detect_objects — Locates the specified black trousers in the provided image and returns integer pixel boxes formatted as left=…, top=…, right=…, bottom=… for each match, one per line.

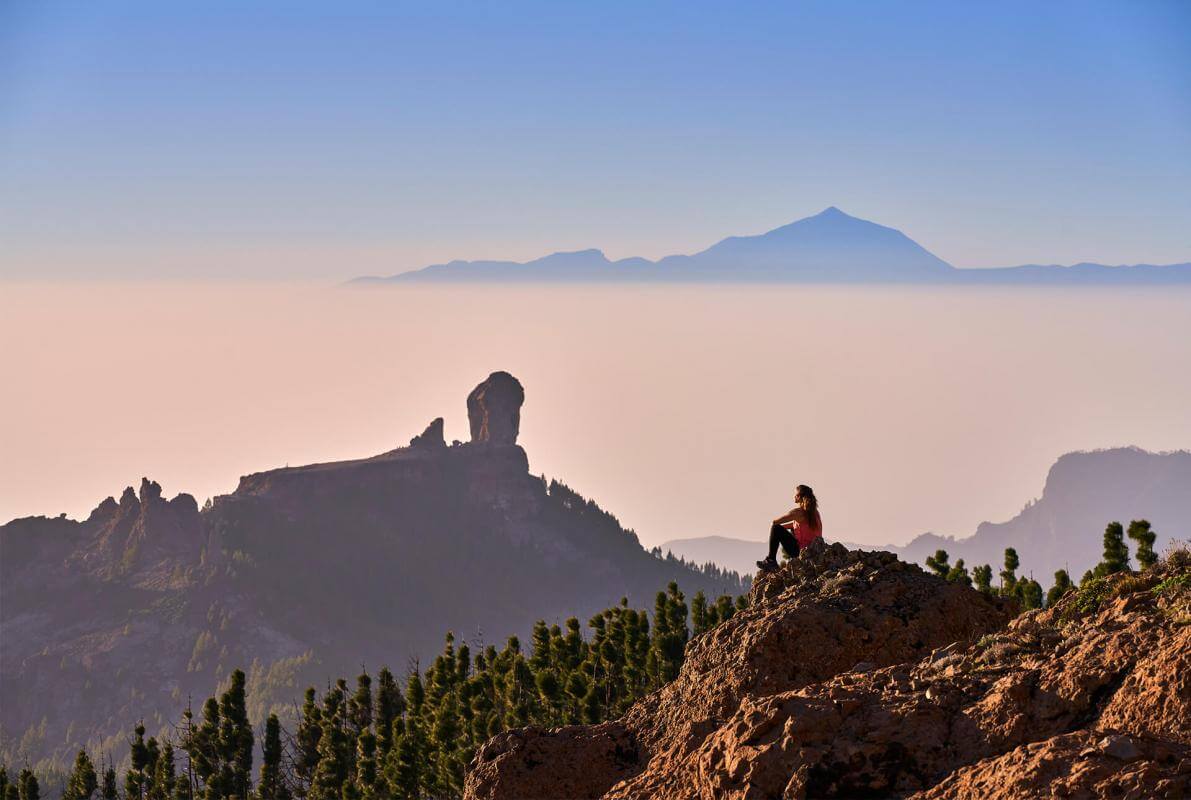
left=767, top=522, right=799, bottom=561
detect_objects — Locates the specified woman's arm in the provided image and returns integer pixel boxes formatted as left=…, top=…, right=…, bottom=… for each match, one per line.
left=773, top=507, right=805, bottom=526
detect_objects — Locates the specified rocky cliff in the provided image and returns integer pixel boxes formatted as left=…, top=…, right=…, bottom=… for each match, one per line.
left=465, top=543, right=1191, bottom=799
left=1, top=372, right=743, bottom=771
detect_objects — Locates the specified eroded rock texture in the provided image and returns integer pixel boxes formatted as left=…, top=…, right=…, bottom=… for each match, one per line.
left=467, top=371, right=524, bottom=445
left=466, top=542, right=1017, bottom=799
left=467, top=547, right=1191, bottom=799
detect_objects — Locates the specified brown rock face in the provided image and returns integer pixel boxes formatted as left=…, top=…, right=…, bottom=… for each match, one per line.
left=465, top=542, right=1016, bottom=800
left=467, top=548, right=1191, bottom=800
left=467, top=371, right=524, bottom=445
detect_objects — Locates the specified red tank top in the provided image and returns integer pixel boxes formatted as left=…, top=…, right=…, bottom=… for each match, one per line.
left=794, top=518, right=823, bottom=549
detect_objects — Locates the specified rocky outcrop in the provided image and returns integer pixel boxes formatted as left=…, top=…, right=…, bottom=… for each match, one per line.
left=466, top=548, right=1191, bottom=800
left=467, top=371, right=524, bottom=445
left=911, top=731, right=1189, bottom=800
left=466, top=543, right=1015, bottom=799
left=2, top=372, right=745, bottom=772
left=409, top=417, right=446, bottom=448
left=74, top=477, right=209, bottom=588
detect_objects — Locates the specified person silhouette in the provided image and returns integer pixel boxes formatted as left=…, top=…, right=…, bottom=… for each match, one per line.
left=756, top=484, right=822, bottom=572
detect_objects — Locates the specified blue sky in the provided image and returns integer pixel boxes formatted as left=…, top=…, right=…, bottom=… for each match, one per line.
left=2, top=0, right=1189, bottom=279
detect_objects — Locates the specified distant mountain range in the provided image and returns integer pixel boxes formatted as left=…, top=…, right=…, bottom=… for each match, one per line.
left=352, top=208, right=1191, bottom=284
left=662, top=447, right=1191, bottom=583
left=0, top=372, right=743, bottom=771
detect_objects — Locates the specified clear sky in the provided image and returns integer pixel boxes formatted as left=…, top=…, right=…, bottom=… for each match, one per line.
left=2, top=1, right=1190, bottom=280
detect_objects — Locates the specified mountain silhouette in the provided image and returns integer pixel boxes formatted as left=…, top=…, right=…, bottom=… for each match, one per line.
left=0, top=372, right=743, bottom=771
left=352, top=208, right=1191, bottom=284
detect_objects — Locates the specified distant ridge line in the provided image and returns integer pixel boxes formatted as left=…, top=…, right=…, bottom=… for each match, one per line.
left=349, top=207, right=1191, bottom=285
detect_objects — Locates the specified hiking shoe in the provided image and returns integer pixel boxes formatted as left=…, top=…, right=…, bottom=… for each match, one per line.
left=756, top=558, right=778, bottom=572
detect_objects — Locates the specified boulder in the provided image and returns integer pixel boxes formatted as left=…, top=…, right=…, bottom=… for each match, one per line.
left=467, top=372, right=524, bottom=445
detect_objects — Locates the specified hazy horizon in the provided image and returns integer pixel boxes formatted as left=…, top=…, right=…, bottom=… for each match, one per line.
left=4, top=281, right=1190, bottom=550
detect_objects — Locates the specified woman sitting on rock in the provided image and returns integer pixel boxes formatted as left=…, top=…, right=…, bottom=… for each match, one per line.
left=756, top=484, right=822, bottom=572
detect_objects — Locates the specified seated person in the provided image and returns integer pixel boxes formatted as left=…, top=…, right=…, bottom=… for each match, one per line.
left=756, top=484, right=822, bottom=572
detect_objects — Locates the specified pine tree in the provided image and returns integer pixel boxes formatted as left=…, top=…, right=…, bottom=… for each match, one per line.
left=63, top=751, right=99, bottom=800
left=217, top=669, right=253, bottom=800
left=188, top=697, right=222, bottom=799
left=945, top=559, right=972, bottom=587
left=389, top=717, right=425, bottom=800
left=353, top=730, right=378, bottom=800
left=925, top=549, right=950, bottom=577
left=972, top=564, right=993, bottom=594
left=259, top=714, right=286, bottom=800
left=691, top=591, right=709, bottom=635
left=528, top=621, right=552, bottom=673
left=309, top=685, right=350, bottom=800
left=126, top=723, right=151, bottom=800
left=431, top=692, right=464, bottom=797
left=1020, top=579, right=1044, bottom=610
left=374, top=668, right=405, bottom=764
left=148, top=742, right=176, bottom=800
left=1000, top=548, right=1020, bottom=595
left=1095, top=521, right=1131, bottom=577
left=15, top=770, right=37, bottom=800
left=1046, top=569, right=1073, bottom=607
left=348, top=672, right=373, bottom=740
left=1127, top=519, right=1157, bottom=570
left=101, top=763, right=118, bottom=800
left=293, top=688, right=322, bottom=796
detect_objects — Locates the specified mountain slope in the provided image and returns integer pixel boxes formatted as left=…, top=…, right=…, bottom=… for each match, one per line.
left=658, top=206, right=954, bottom=280
left=0, top=372, right=743, bottom=771
left=352, top=208, right=1191, bottom=284
left=662, top=447, right=1191, bottom=583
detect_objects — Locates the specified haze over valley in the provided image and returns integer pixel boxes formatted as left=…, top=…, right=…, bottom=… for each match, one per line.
left=4, top=281, right=1189, bottom=553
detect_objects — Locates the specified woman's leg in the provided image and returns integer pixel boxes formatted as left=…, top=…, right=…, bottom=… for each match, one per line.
left=767, top=522, right=800, bottom=561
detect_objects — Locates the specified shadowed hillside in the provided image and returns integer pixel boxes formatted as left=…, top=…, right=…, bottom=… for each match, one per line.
left=0, top=372, right=743, bottom=772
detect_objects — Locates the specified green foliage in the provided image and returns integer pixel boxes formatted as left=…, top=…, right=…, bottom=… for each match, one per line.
left=1127, top=520, right=1157, bottom=570
left=1000, top=548, right=1019, bottom=595
left=1153, top=573, right=1191, bottom=596
left=1094, top=521, right=1131, bottom=577
left=18, top=581, right=741, bottom=800
left=972, top=564, right=993, bottom=594
left=259, top=715, right=287, bottom=800
left=16, top=769, right=38, bottom=800
left=925, top=549, right=950, bottom=577
left=62, top=751, right=98, bottom=800
left=945, top=559, right=972, bottom=587
left=1046, top=569, right=1073, bottom=607
left=1018, top=579, right=1044, bottom=611
left=1063, top=575, right=1115, bottom=622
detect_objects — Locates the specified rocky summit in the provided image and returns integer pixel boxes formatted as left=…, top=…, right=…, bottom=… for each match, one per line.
left=465, top=543, right=1191, bottom=800
left=1, top=372, right=743, bottom=772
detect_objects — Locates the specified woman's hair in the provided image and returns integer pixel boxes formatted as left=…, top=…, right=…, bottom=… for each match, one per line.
left=796, top=484, right=821, bottom=531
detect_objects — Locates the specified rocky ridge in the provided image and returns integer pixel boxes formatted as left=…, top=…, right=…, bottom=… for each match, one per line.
left=465, top=544, right=1191, bottom=799
left=2, top=372, right=743, bottom=771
